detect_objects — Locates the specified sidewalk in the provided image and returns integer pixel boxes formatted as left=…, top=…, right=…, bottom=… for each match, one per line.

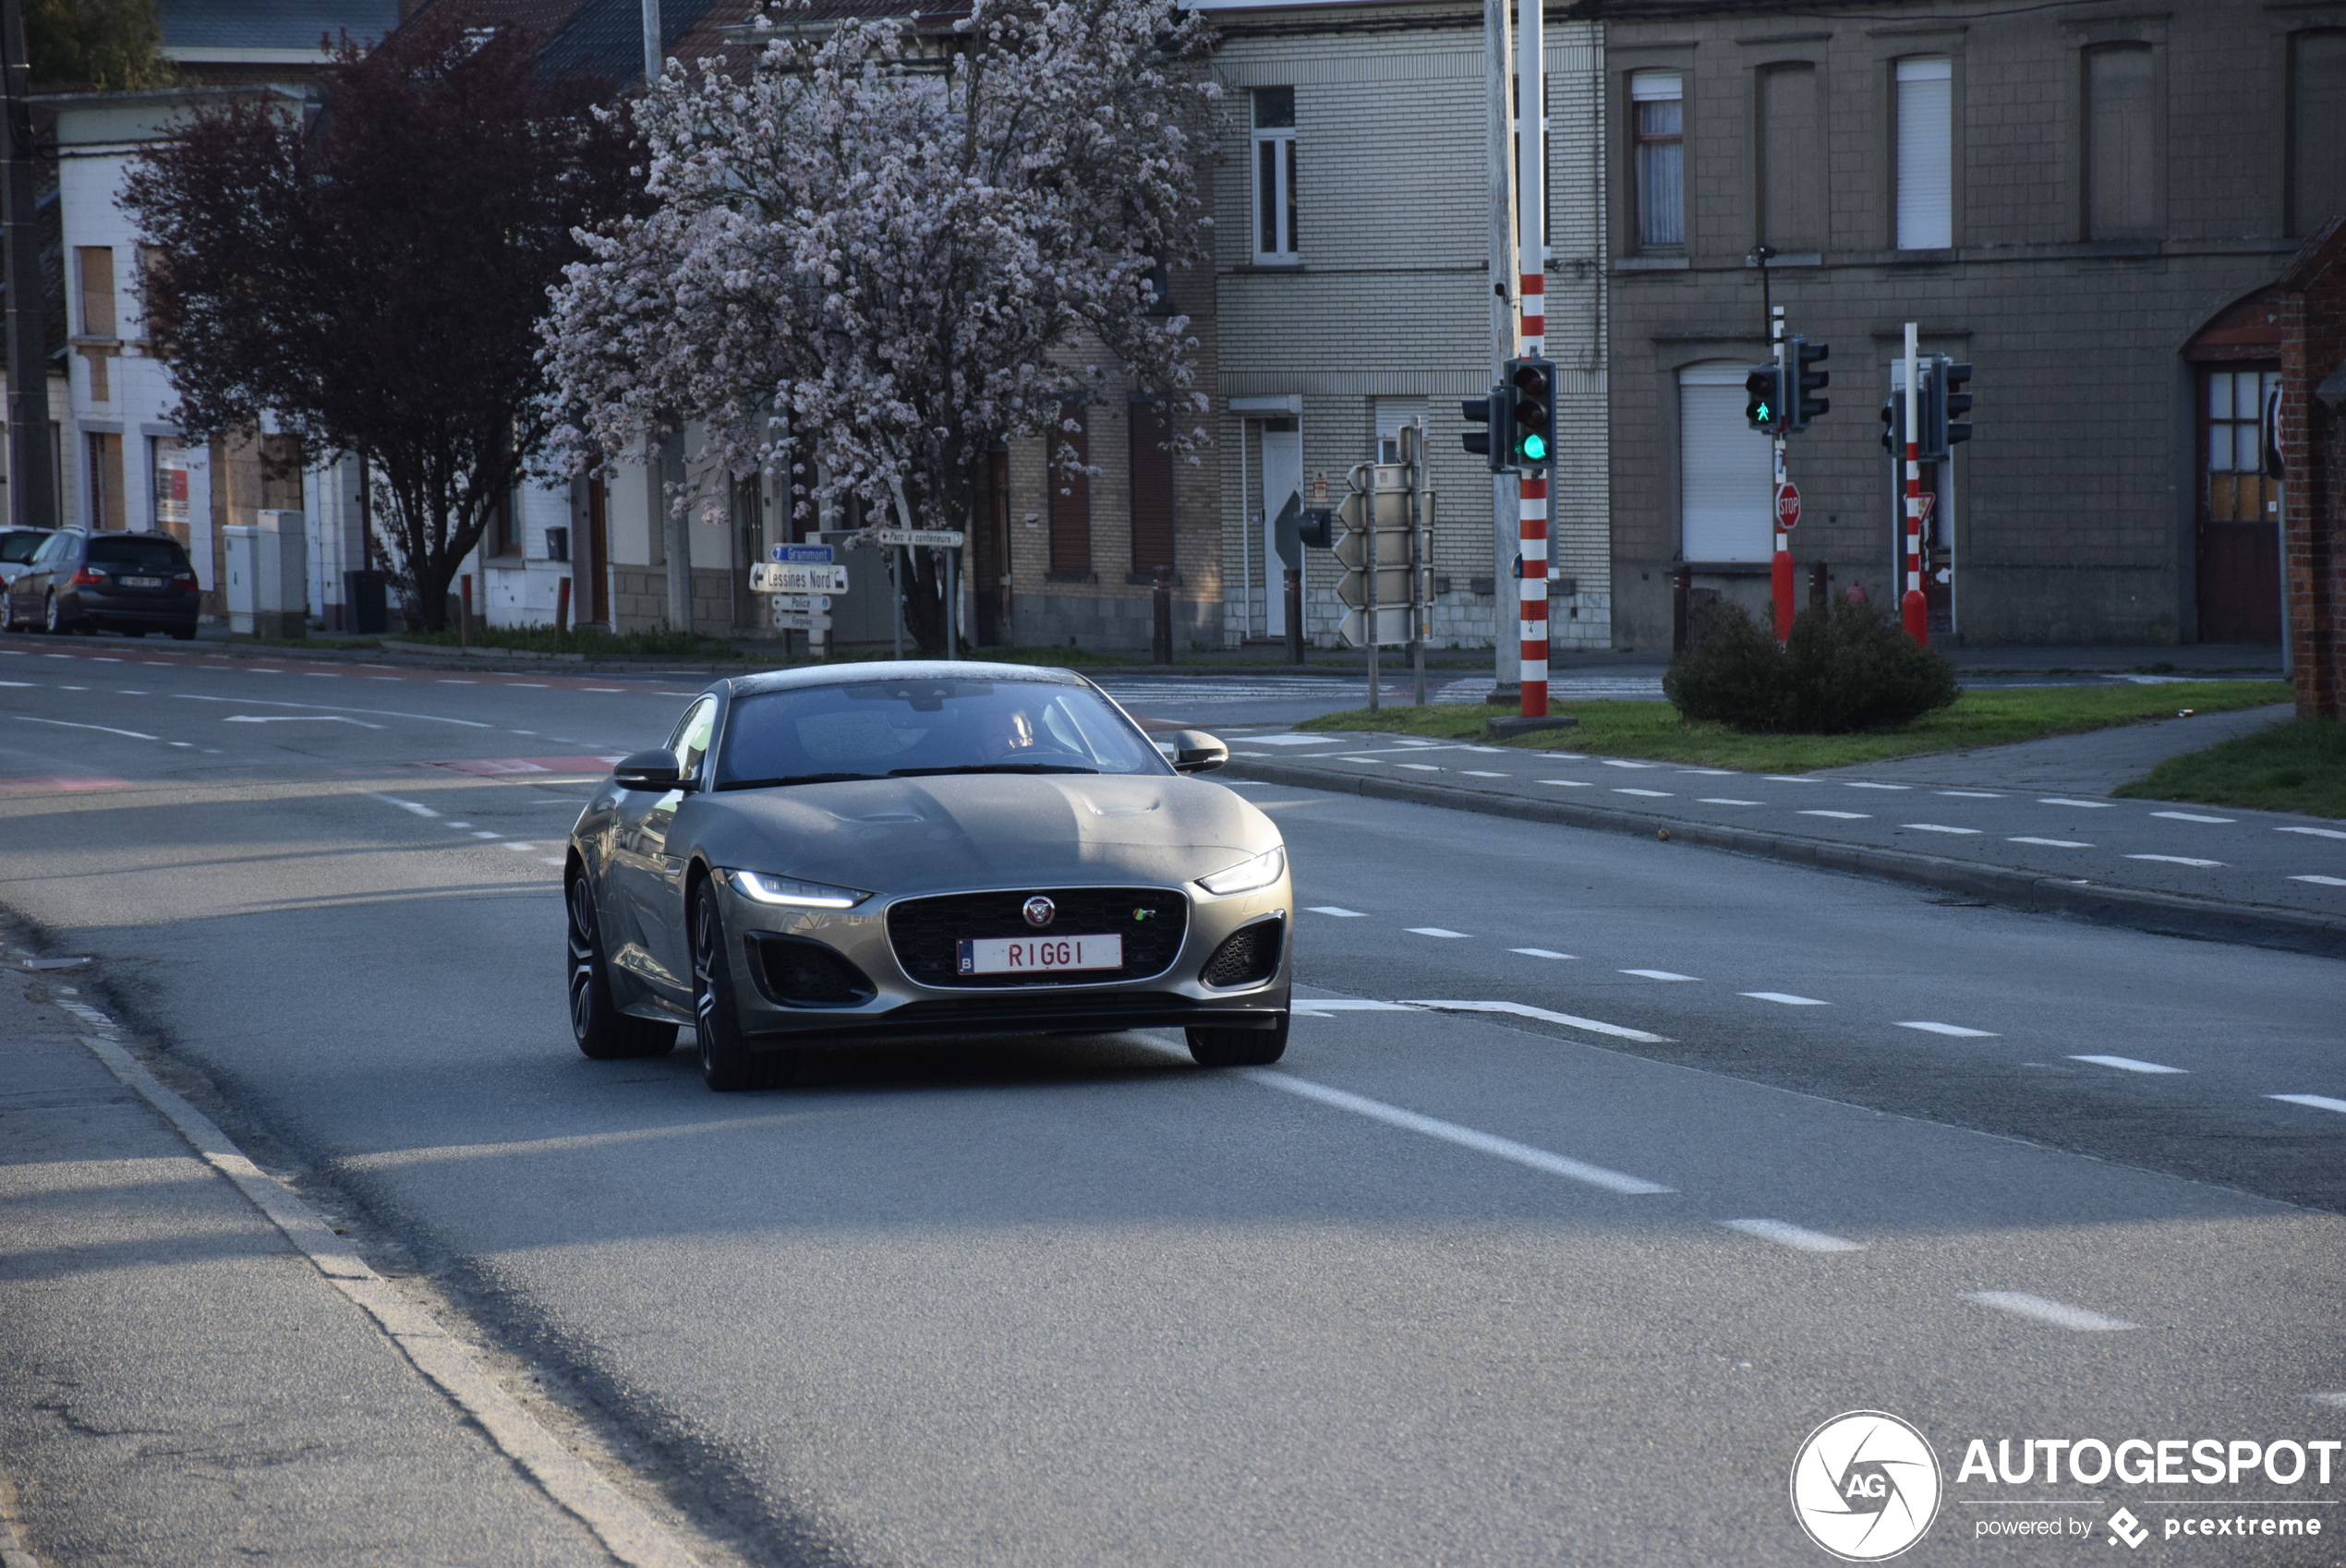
left=1220, top=705, right=2346, bottom=959
left=0, top=946, right=696, bottom=1568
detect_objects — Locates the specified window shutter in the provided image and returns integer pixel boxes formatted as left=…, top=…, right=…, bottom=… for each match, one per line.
left=1049, top=404, right=1091, bottom=576
left=1679, top=367, right=1772, bottom=563
left=2291, top=31, right=2346, bottom=235
left=1895, top=57, right=1953, bottom=249
left=1128, top=401, right=1175, bottom=575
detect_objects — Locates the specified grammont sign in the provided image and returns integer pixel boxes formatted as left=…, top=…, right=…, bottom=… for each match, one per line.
left=1790, top=1412, right=2338, bottom=1561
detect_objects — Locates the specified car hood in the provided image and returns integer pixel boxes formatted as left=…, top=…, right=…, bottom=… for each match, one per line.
left=687, top=772, right=1280, bottom=895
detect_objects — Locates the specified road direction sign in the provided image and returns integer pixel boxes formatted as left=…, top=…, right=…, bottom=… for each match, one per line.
left=769, top=544, right=835, bottom=563
left=1337, top=606, right=1411, bottom=648
left=769, top=595, right=832, bottom=612
left=874, top=528, right=965, bottom=549
left=750, top=561, right=849, bottom=594
left=770, top=609, right=833, bottom=633
left=1774, top=482, right=1802, bottom=530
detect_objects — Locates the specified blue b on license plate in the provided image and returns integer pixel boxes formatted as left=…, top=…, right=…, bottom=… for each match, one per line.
left=957, top=934, right=1123, bottom=975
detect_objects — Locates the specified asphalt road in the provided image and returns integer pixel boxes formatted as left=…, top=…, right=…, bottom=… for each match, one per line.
left=3, top=634, right=2342, bottom=1566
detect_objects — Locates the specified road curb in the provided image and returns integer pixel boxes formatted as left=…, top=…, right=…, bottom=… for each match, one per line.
left=1223, top=757, right=2346, bottom=960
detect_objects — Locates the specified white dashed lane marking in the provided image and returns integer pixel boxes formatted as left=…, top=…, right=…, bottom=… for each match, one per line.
left=1699, top=798, right=1762, bottom=805
left=2011, top=837, right=2091, bottom=848
left=1403, top=997, right=1672, bottom=1044
left=1249, top=1071, right=1674, bottom=1196
left=2070, top=1055, right=2187, bottom=1075
left=1938, top=790, right=2001, bottom=799
left=2127, top=854, right=2224, bottom=867
left=1799, top=810, right=1869, bottom=820
left=2268, top=1093, right=2346, bottom=1115
left=1408, top=927, right=1471, bottom=939
left=1538, top=778, right=1593, bottom=788
left=1741, top=992, right=1828, bottom=1007
left=2278, top=825, right=2346, bottom=840
left=1965, top=1291, right=2137, bottom=1333
left=1895, top=1021, right=1998, bottom=1038
left=1510, top=947, right=1575, bottom=960
left=1844, top=782, right=1910, bottom=791
left=2038, top=797, right=2118, bottom=809
left=1621, top=968, right=1697, bottom=982
left=1614, top=788, right=1672, bottom=798
left=2152, top=811, right=2233, bottom=823
left=1308, top=906, right=1365, bottom=917
left=2291, top=874, right=2346, bottom=887
left=1721, top=1218, right=1863, bottom=1253
left=1903, top=824, right=1981, bottom=835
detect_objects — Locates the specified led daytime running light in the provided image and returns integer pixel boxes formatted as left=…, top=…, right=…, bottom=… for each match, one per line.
left=732, top=870, right=871, bottom=909
left=1198, top=845, right=1286, bottom=896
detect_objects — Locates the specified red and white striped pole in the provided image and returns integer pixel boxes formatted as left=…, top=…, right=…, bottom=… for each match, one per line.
left=1771, top=306, right=1792, bottom=642
left=1900, top=321, right=1927, bottom=645
left=1515, top=0, right=1546, bottom=718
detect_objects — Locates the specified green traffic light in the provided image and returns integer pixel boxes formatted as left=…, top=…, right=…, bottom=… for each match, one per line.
left=1519, top=433, right=1548, bottom=461
left=1755, top=402, right=1772, bottom=420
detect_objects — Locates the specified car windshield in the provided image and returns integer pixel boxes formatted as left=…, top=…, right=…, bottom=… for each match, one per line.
left=87, top=537, right=187, bottom=574
left=716, top=677, right=1167, bottom=789
left=0, top=532, right=48, bottom=565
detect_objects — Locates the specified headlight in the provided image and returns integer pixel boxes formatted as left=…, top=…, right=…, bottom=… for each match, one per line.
left=729, top=870, right=873, bottom=910
left=1197, top=844, right=1285, bottom=896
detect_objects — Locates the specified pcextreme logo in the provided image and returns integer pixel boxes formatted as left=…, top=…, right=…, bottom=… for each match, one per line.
left=1791, top=1411, right=1945, bottom=1562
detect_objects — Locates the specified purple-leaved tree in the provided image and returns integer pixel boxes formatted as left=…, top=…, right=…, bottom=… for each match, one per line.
left=539, top=0, right=1215, bottom=655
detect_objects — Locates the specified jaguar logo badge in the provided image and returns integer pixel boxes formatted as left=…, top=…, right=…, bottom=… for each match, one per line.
left=1022, top=896, right=1056, bottom=929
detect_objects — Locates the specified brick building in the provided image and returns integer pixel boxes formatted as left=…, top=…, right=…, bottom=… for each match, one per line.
left=1580, top=0, right=2346, bottom=651
left=1203, top=0, right=1611, bottom=653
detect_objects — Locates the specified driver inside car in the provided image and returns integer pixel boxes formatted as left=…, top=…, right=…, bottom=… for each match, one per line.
left=980, top=705, right=1040, bottom=761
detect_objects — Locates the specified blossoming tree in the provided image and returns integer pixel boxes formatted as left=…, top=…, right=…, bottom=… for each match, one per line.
left=540, top=0, right=1216, bottom=655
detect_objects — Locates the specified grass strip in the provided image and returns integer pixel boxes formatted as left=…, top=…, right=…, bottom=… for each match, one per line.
left=1294, top=681, right=2293, bottom=774
left=2113, top=716, right=2344, bottom=819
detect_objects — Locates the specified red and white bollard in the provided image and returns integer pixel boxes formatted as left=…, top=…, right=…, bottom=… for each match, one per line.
left=1901, top=322, right=1928, bottom=645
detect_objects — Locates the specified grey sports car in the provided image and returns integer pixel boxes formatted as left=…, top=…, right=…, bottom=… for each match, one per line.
left=563, top=662, right=1293, bottom=1090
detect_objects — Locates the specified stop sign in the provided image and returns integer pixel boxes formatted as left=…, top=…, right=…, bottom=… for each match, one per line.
left=1774, top=482, right=1802, bottom=530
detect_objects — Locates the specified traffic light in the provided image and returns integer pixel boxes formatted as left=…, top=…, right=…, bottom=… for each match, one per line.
left=1879, top=397, right=1907, bottom=454
left=1745, top=362, right=1785, bottom=435
left=1936, top=358, right=1973, bottom=449
left=1460, top=387, right=1508, bottom=474
left=1789, top=336, right=1830, bottom=431
left=1506, top=357, right=1555, bottom=470
left=1297, top=507, right=1335, bottom=549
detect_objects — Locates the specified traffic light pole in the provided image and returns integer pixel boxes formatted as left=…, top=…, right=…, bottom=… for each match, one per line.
left=1771, top=306, right=1792, bottom=643
left=1901, top=321, right=1927, bottom=645
left=1513, top=0, right=1547, bottom=719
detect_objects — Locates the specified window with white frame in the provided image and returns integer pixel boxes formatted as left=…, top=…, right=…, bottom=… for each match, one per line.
left=1630, top=71, right=1684, bottom=251
left=1678, top=364, right=1772, bottom=563
left=1895, top=57, right=1953, bottom=249
left=1252, top=87, right=1298, bottom=264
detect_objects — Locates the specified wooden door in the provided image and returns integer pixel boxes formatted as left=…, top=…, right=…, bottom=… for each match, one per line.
left=2195, top=367, right=2280, bottom=644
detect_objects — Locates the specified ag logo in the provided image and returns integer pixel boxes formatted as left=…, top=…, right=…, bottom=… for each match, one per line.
left=1790, top=1411, right=1942, bottom=1561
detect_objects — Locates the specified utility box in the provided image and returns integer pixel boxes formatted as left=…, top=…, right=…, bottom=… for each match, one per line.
left=254, top=509, right=308, bottom=639
left=223, top=525, right=259, bottom=635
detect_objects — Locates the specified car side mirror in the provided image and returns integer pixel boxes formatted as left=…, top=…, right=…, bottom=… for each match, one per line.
left=613, top=748, right=686, bottom=791
left=1165, top=730, right=1228, bottom=774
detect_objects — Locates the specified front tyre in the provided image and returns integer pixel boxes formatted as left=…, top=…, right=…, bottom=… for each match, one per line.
left=567, top=873, right=675, bottom=1060
left=693, top=881, right=790, bottom=1092
left=1186, top=1011, right=1289, bottom=1067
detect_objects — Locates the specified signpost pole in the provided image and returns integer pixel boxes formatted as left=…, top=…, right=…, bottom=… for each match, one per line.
left=1901, top=322, right=1927, bottom=645
left=1771, top=306, right=1793, bottom=643
left=1365, top=464, right=1381, bottom=715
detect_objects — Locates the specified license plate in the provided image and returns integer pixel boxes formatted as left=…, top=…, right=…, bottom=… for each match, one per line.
left=957, top=934, right=1123, bottom=975
left=121, top=575, right=162, bottom=588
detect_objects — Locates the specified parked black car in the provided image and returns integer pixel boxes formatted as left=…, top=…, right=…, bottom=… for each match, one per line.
left=3, top=530, right=201, bottom=638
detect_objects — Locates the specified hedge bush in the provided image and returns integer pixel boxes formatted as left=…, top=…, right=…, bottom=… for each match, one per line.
left=1663, top=599, right=1959, bottom=734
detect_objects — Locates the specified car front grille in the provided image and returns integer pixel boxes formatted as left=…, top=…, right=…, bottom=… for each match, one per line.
left=887, top=886, right=1189, bottom=988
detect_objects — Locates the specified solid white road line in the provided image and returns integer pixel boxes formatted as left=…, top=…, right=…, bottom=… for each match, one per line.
left=1963, top=1291, right=2137, bottom=1333
left=2011, top=837, right=2091, bottom=848
left=2290, top=874, right=2346, bottom=887
left=1248, top=1071, right=1673, bottom=1195
left=2069, top=1055, right=2187, bottom=1075
left=1799, top=810, right=1869, bottom=820
left=75, top=1033, right=709, bottom=1568
left=12, top=715, right=160, bottom=740
left=2278, top=825, right=2346, bottom=839
left=2126, top=853, right=2224, bottom=867
left=1621, top=968, right=1697, bottom=982
left=1699, top=798, right=1762, bottom=805
left=2152, top=811, right=2234, bottom=823
left=2038, top=797, right=2117, bottom=808
left=1741, top=992, right=1828, bottom=1006
left=1408, top=927, right=1470, bottom=938
left=2267, top=1093, right=2346, bottom=1115
left=1509, top=947, right=1576, bottom=959
left=1308, top=905, right=1366, bottom=917
left=1720, top=1218, right=1863, bottom=1252
left=1896, top=1021, right=1998, bottom=1038
left=1903, top=824, right=1981, bottom=835
left=1401, top=997, right=1673, bottom=1044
